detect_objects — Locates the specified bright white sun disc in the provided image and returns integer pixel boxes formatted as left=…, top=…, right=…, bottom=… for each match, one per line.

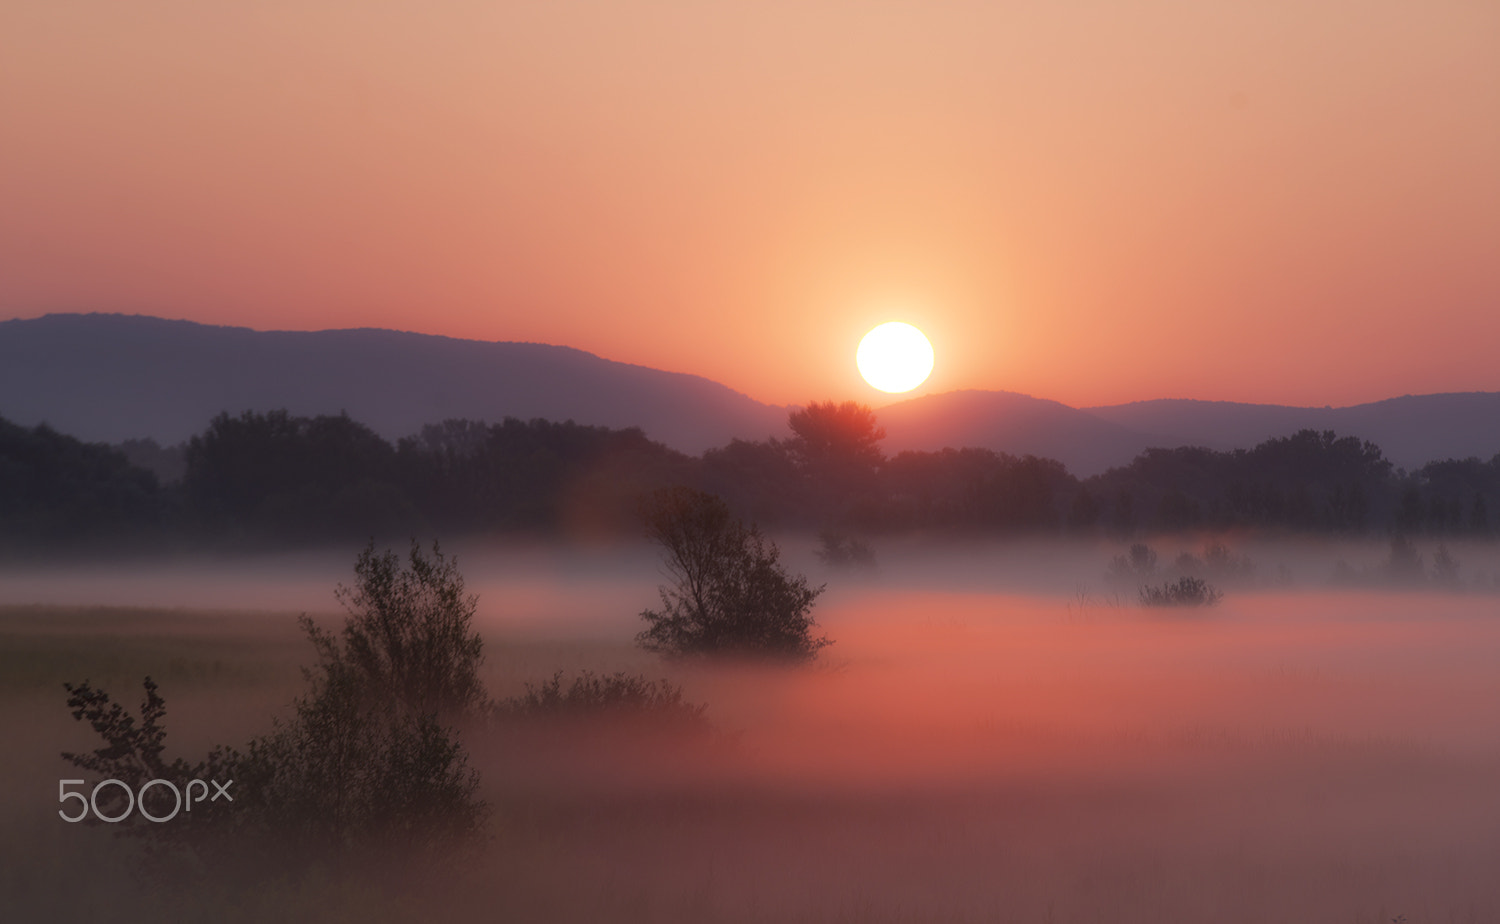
left=857, top=322, right=934, bottom=393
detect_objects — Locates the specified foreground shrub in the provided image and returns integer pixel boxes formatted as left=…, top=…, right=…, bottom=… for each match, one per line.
left=1139, top=576, right=1224, bottom=608
left=637, top=486, right=829, bottom=660
left=61, top=541, right=488, bottom=870
left=61, top=677, right=241, bottom=847
left=235, top=663, right=484, bottom=861
left=310, top=540, right=486, bottom=719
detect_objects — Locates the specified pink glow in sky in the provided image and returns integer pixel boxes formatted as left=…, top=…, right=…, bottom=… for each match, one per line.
left=2, top=1, right=1497, bottom=408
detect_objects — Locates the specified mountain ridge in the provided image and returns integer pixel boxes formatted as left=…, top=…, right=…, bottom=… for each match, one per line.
left=0, top=313, right=790, bottom=454
left=4, top=313, right=1497, bottom=474
left=1079, top=393, right=1500, bottom=472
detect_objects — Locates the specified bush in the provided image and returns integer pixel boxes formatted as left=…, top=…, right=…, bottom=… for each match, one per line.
left=234, top=660, right=484, bottom=860
left=1382, top=534, right=1426, bottom=584
left=307, top=540, right=486, bottom=719
left=1201, top=541, right=1256, bottom=581
left=1107, top=543, right=1159, bottom=582
left=1176, top=542, right=1257, bottom=585
left=637, top=487, right=830, bottom=660
left=1432, top=543, right=1461, bottom=586
left=61, top=541, right=489, bottom=869
left=61, top=677, right=241, bottom=845
left=1139, top=576, right=1224, bottom=608
left=502, top=671, right=708, bottom=729
left=815, top=530, right=876, bottom=570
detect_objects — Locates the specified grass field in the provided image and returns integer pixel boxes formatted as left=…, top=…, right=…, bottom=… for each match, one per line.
left=4, top=547, right=1500, bottom=922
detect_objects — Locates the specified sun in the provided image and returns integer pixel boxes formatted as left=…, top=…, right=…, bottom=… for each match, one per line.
left=857, top=322, right=934, bottom=393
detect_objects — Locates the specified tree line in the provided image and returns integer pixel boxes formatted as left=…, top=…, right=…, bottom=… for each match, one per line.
left=2, top=403, right=1497, bottom=551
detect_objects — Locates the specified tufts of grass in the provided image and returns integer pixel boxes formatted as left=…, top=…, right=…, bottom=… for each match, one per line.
left=500, top=671, right=709, bottom=730
left=1138, top=576, right=1223, bottom=608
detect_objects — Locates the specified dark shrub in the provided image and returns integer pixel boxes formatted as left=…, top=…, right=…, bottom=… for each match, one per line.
left=1432, top=543, right=1461, bottom=586
left=1139, top=576, right=1224, bottom=608
left=1383, top=534, right=1426, bottom=584
left=816, top=530, right=877, bottom=570
left=61, top=541, right=489, bottom=869
left=307, top=540, right=486, bottom=720
left=637, top=486, right=829, bottom=660
left=502, top=671, right=708, bottom=729
left=1107, top=543, right=1159, bottom=582
left=61, top=677, right=241, bottom=843
left=234, top=660, right=484, bottom=860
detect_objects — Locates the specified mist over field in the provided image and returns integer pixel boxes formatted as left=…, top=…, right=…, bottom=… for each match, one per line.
left=7, top=0, right=1499, bottom=918
left=4, top=538, right=1500, bottom=922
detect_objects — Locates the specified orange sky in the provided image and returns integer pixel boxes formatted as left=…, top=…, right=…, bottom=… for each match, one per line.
left=2, top=1, right=1497, bottom=409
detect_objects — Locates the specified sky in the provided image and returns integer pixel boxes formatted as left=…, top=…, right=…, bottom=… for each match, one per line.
left=2, top=1, right=1497, bottom=410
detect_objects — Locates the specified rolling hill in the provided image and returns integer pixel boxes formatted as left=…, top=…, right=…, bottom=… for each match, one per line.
left=1083, top=394, right=1500, bottom=473
left=0, top=314, right=790, bottom=454
left=875, top=390, right=1162, bottom=476
left=4, top=313, right=1496, bottom=475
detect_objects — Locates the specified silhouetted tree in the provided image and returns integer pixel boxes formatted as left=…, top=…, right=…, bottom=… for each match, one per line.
left=61, top=542, right=488, bottom=869
left=396, top=417, right=692, bottom=534
left=184, top=409, right=412, bottom=541
left=114, top=437, right=187, bottom=484
left=0, top=416, right=161, bottom=547
left=1432, top=543, right=1461, bottom=586
left=305, top=540, right=486, bottom=720
left=1200, top=541, right=1257, bottom=584
left=1067, top=487, right=1102, bottom=531
left=1089, top=430, right=1393, bottom=533
left=877, top=447, right=1071, bottom=533
left=1107, top=542, right=1159, bottom=582
left=786, top=401, right=885, bottom=475
left=1384, top=534, right=1426, bottom=584
left=816, top=530, right=877, bottom=569
left=22, top=403, right=1500, bottom=546
left=1109, top=490, right=1137, bottom=538
left=786, top=401, right=886, bottom=521
left=1156, top=491, right=1201, bottom=531
left=233, top=655, right=483, bottom=862
left=700, top=437, right=803, bottom=527
left=637, top=487, right=829, bottom=660
left=1396, top=487, right=1425, bottom=534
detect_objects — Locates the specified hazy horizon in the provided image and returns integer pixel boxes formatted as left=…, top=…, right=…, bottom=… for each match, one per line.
left=12, top=310, right=1500, bottom=414
left=4, top=1, right=1499, bottom=409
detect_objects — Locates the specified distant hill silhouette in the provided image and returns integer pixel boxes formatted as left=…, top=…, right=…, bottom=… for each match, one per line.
left=877, top=391, right=1163, bottom=476
left=5, top=313, right=1497, bottom=473
left=0, top=314, right=789, bottom=454
left=1083, top=395, right=1500, bottom=473
left=876, top=391, right=1500, bottom=475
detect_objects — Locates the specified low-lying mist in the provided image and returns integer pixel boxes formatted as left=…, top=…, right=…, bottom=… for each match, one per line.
left=5, top=533, right=1497, bottom=612
left=4, top=536, right=1500, bottom=922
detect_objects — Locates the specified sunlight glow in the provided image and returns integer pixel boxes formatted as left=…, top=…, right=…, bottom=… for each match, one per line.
left=857, top=322, right=934, bottom=393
